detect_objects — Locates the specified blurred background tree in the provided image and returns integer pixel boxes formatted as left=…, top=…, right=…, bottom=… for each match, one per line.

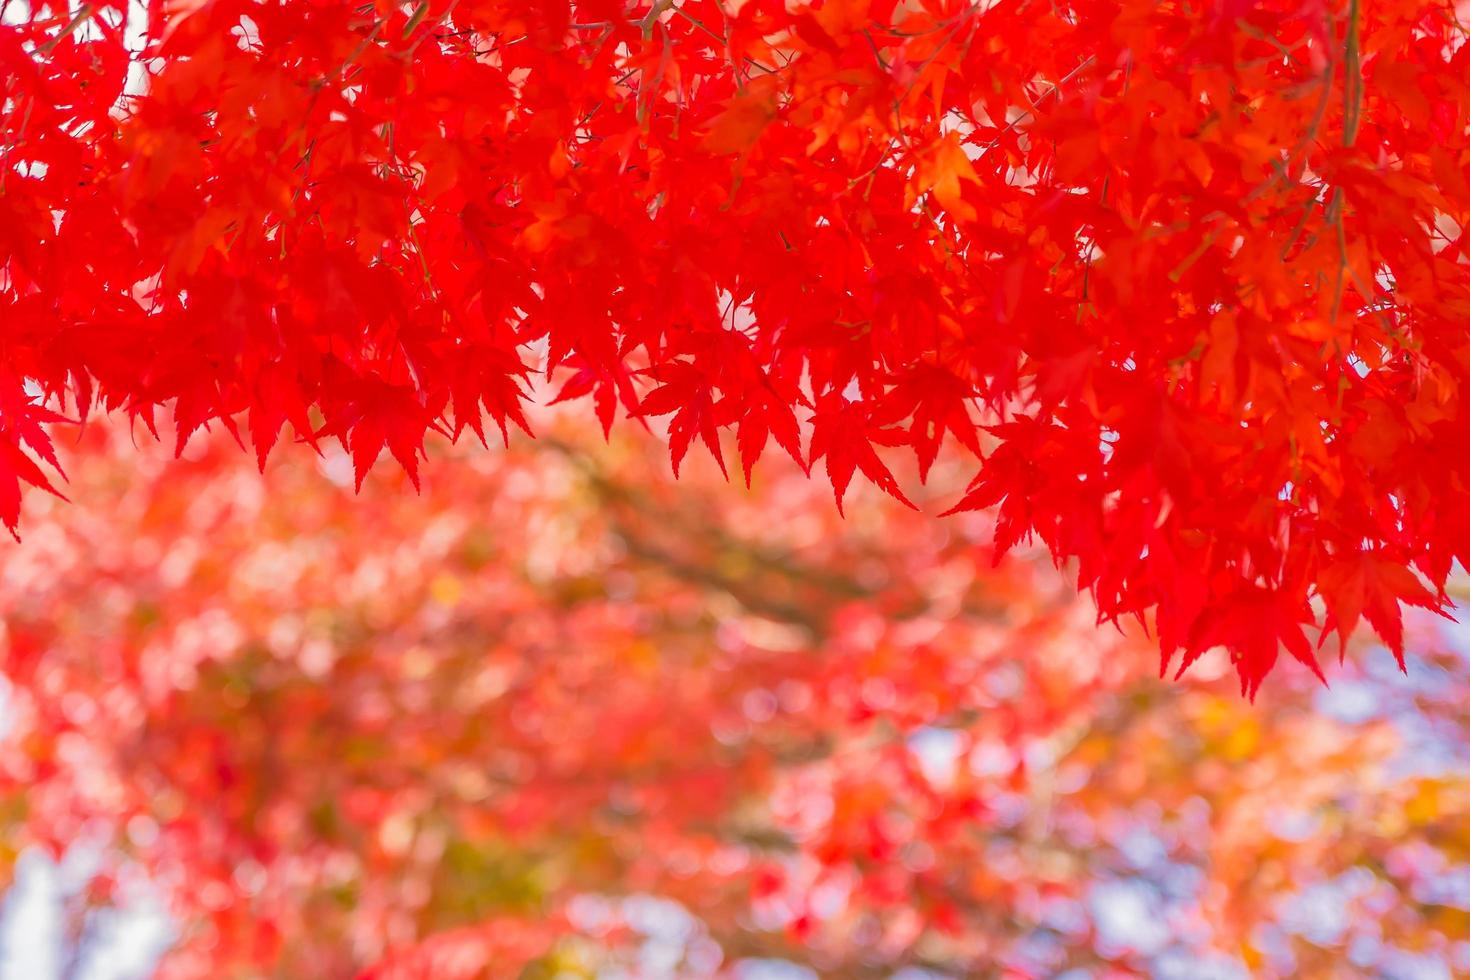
left=0, top=408, right=1467, bottom=979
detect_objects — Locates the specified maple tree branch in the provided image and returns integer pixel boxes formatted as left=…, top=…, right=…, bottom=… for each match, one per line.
left=569, top=1, right=674, bottom=39
left=1257, top=59, right=1334, bottom=199
left=402, top=0, right=460, bottom=58
left=742, top=56, right=781, bottom=77
left=327, top=14, right=387, bottom=88
left=846, top=140, right=898, bottom=194
left=670, top=6, right=723, bottom=44
left=641, top=0, right=674, bottom=40
left=1236, top=21, right=1304, bottom=67
left=1168, top=219, right=1227, bottom=283
left=1327, top=0, right=1365, bottom=324
left=39, top=3, right=92, bottom=54
left=977, top=55, right=1096, bottom=156
left=1341, top=0, right=1363, bottom=148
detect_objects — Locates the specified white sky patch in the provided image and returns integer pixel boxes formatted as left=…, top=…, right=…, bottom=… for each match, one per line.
left=0, top=848, right=172, bottom=980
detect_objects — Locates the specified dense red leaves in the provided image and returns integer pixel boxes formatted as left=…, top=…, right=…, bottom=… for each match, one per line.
left=4, top=0, right=1470, bottom=687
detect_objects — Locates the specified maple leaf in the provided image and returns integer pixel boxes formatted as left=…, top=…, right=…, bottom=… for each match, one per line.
left=0, top=438, right=67, bottom=540
left=323, top=384, right=440, bottom=492
left=1317, top=553, right=1447, bottom=668
left=248, top=361, right=320, bottom=472
left=942, top=417, right=1085, bottom=558
left=635, top=362, right=727, bottom=478
left=909, top=133, right=980, bottom=221
left=0, top=382, right=69, bottom=476
left=871, top=363, right=982, bottom=482
left=701, top=78, right=782, bottom=156
left=0, top=382, right=70, bottom=540
left=1176, top=585, right=1323, bottom=700
left=809, top=395, right=915, bottom=516
left=734, top=387, right=804, bottom=487
left=551, top=357, right=640, bottom=440
left=447, top=347, right=534, bottom=449
left=156, top=0, right=214, bottom=47
left=172, top=375, right=242, bottom=458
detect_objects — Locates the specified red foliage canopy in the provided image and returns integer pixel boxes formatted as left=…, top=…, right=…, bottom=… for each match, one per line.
left=3, top=0, right=1470, bottom=690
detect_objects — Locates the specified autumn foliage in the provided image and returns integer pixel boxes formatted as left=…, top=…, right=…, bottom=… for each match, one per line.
left=3, top=413, right=1469, bottom=977
left=4, top=0, right=1470, bottom=686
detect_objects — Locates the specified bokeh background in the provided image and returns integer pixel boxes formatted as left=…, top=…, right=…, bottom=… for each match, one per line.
left=0, top=405, right=1468, bottom=979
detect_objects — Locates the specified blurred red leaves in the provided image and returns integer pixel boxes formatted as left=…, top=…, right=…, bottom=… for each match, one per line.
left=1, top=414, right=1468, bottom=977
